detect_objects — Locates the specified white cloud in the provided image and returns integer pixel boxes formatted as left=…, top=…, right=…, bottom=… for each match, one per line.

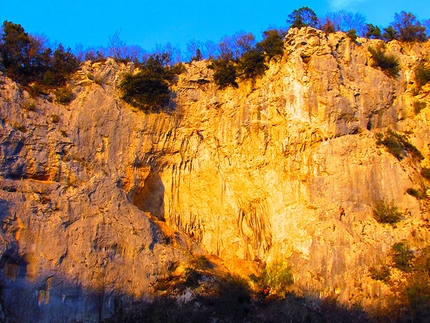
left=329, top=0, right=366, bottom=10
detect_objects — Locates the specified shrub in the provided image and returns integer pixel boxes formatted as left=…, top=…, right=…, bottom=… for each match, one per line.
left=209, top=58, right=238, bottom=89
left=50, top=114, right=60, bottom=123
left=237, top=48, right=267, bottom=81
left=23, top=101, right=36, bottom=111
left=413, top=101, right=427, bottom=114
left=392, top=241, right=414, bottom=272
left=191, top=255, right=211, bottom=270
left=415, top=64, right=430, bottom=88
left=407, top=188, right=427, bottom=200
left=259, top=260, right=293, bottom=296
left=376, top=129, right=423, bottom=161
left=184, top=267, right=201, bottom=289
left=369, top=265, right=391, bottom=281
left=421, top=167, right=430, bottom=180
left=257, top=29, right=285, bottom=60
left=42, top=44, right=80, bottom=87
left=214, top=274, right=252, bottom=320
left=119, top=54, right=177, bottom=112
left=120, top=72, right=170, bottom=111
left=365, top=24, right=382, bottom=39
left=1, top=21, right=79, bottom=88
left=373, top=200, right=403, bottom=225
left=368, top=46, right=400, bottom=78
left=376, top=131, right=404, bottom=159
left=347, top=29, right=358, bottom=41
left=54, top=87, right=74, bottom=105
left=382, top=26, right=399, bottom=42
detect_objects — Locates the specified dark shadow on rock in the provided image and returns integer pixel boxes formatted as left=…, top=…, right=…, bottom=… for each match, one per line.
left=0, top=198, right=11, bottom=221
left=131, top=168, right=165, bottom=221
left=0, top=260, right=428, bottom=323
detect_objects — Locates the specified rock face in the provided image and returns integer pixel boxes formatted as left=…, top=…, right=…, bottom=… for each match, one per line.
left=0, top=28, right=430, bottom=321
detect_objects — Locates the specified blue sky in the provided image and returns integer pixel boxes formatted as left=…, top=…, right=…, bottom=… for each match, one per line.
left=1, top=0, right=429, bottom=56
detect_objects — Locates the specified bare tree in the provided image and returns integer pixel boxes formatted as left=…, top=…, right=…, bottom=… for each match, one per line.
left=204, top=40, right=218, bottom=59
left=186, top=39, right=204, bottom=62
left=154, top=42, right=181, bottom=65
left=323, top=11, right=367, bottom=36
left=391, top=12, right=427, bottom=42
left=218, top=31, right=255, bottom=61
left=108, top=30, right=126, bottom=60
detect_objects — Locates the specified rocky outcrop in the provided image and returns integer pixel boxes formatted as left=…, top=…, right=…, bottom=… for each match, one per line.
left=0, top=28, right=430, bottom=321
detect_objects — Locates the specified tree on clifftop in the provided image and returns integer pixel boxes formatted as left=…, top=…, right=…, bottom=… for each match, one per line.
left=0, top=21, right=51, bottom=84
left=286, top=7, right=318, bottom=29
left=391, top=11, right=427, bottom=42
left=119, top=53, right=180, bottom=112
left=257, top=29, right=286, bottom=60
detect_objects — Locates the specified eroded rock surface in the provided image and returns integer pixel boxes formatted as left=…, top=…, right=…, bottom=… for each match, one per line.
left=1, top=28, right=430, bottom=321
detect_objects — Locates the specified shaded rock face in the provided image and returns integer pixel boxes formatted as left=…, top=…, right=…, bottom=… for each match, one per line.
left=0, top=28, right=429, bottom=321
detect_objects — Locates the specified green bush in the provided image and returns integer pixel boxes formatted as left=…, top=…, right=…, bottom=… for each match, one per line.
left=415, top=64, right=430, bottom=88
left=382, top=26, right=399, bottom=41
left=237, top=48, right=267, bottom=81
left=120, top=72, right=170, bottom=111
left=365, top=24, right=382, bottom=39
left=347, top=29, right=358, bottom=41
left=369, top=265, right=391, bottom=282
left=41, top=44, right=80, bottom=87
left=0, top=21, right=79, bottom=88
left=376, top=129, right=423, bottom=161
left=191, top=255, right=211, bottom=270
left=54, top=86, right=74, bottom=105
left=373, top=200, right=403, bottom=225
left=392, top=241, right=414, bottom=272
left=262, top=261, right=293, bottom=293
left=407, top=188, right=427, bottom=200
left=119, top=54, right=177, bottom=112
left=286, top=6, right=318, bottom=29
left=184, top=267, right=201, bottom=289
left=209, top=58, right=238, bottom=89
left=421, top=167, right=430, bottom=180
left=257, top=29, right=285, bottom=60
left=368, top=46, right=400, bottom=78
left=413, top=101, right=427, bottom=114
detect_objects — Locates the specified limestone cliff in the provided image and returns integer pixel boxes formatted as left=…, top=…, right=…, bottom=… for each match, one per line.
left=0, top=28, right=430, bottom=321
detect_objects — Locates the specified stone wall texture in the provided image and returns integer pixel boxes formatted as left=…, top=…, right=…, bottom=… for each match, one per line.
left=0, top=28, right=430, bottom=321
